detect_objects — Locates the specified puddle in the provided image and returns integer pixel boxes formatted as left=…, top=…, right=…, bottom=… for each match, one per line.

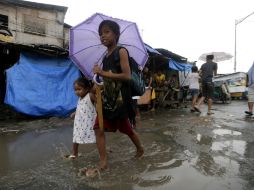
left=212, top=140, right=246, bottom=156
left=214, top=156, right=240, bottom=174
left=137, top=174, right=172, bottom=187
left=213, top=129, right=241, bottom=136
left=197, top=134, right=201, bottom=141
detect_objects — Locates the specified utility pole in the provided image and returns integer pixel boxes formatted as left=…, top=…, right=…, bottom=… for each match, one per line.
left=234, top=11, right=254, bottom=72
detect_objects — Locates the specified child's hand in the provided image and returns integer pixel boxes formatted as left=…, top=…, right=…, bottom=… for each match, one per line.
left=70, top=112, right=75, bottom=119
left=93, top=64, right=102, bottom=75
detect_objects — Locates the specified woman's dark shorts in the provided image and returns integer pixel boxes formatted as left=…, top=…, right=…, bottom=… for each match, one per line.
left=190, top=89, right=199, bottom=97
left=94, top=116, right=134, bottom=136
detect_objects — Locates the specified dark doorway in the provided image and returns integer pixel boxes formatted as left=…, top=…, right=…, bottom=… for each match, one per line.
left=0, top=14, right=8, bottom=30
left=0, top=45, right=20, bottom=104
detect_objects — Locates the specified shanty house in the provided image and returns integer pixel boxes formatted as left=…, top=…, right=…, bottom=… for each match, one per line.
left=0, top=0, right=79, bottom=117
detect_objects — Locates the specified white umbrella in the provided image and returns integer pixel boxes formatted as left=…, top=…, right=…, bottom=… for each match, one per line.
left=199, top=52, right=233, bottom=62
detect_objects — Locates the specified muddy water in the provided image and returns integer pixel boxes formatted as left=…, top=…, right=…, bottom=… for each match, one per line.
left=0, top=101, right=254, bottom=190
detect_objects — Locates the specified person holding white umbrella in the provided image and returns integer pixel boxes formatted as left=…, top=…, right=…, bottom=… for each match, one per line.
left=194, top=54, right=218, bottom=115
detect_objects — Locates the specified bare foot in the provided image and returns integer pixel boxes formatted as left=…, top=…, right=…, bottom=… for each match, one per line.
left=135, top=147, right=144, bottom=159
left=84, top=168, right=100, bottom=178
left=98, top=160, right=108, bottom=170
left=82, top=161, right=108, bottom=178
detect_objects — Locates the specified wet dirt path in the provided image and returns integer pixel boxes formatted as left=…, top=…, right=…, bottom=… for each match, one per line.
left=0, top=101, right=253, bottom=190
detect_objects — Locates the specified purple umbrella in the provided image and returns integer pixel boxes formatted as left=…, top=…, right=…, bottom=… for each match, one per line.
left=69, top=13, right=148, bottom=79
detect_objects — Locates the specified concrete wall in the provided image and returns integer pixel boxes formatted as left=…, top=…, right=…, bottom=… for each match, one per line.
left=0, top=3, right=66, bottom=47
left=64, top=27, right=70, bottom=49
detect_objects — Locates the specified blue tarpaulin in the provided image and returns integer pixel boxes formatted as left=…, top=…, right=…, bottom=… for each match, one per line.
left=5, top=52, right=81, bottom=117
left=169, top=59, right=192, bottom=71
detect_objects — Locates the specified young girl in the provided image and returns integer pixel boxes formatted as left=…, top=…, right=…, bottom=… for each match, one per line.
left=189, top=66, right=200, bottom=112
left=66, top=77, right=97, bottom=159
left=92, top=20, right=144, bottom=171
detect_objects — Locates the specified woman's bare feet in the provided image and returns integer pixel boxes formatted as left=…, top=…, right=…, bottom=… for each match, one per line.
left=135, top=147, right=144, bottom=159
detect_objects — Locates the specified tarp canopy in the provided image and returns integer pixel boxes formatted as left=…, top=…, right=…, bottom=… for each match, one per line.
left=144, top=43, right=161, bottom=55
left=169, top=59, right=192, bottom=71
left=156, top=48, right=187, bottom=62
left=5, top=52, right=80, bottom=117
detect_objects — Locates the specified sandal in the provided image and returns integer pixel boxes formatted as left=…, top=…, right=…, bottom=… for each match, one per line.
left=207, top=112, right=214, bottom=115
left=245, top=111, right=253, bottom=116
left=64, top=154, right=77, bottom=159
left=194, top=106, right=201, bottom=113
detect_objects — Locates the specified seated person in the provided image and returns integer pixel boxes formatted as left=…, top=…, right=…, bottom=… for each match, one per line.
left=167, top=74, right=179, bottom=90
left=143, top=67, right=156, bottom=111
left=221, top=81, right=230, bottom=99
left=154, top=71, right=166, bottom=88
left=166, top=74, right=179, bottom=100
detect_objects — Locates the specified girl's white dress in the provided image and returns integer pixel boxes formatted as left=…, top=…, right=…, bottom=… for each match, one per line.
left=73, top=93, right=97, bottom=144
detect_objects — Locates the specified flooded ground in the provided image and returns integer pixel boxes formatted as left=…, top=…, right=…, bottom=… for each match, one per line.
left=0, top=101, right=254, bottom=190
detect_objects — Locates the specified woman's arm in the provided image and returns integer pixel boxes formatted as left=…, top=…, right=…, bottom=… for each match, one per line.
left=93, top=48, right=131, bottom=81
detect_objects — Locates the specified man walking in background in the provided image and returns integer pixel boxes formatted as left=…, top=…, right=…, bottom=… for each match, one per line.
left=194, top=55, right=217, bottom=115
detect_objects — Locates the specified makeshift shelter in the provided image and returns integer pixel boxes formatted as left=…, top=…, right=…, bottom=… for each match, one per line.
left=169, top=59, right=192, bottom=72
left=2, top=43, right=80, bottom=117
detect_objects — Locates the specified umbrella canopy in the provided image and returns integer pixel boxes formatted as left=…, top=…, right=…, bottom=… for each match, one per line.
left=69, top=13, right=148, bottom=79
left=199, top=52, right=233, bottom=62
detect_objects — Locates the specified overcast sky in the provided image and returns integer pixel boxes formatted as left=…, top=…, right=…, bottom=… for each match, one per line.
left=29, top=0, right=254, bottom=74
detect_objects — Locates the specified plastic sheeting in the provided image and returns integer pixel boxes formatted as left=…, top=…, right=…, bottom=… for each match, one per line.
left=5, top=52, right=81, bottom=117
left=169, top=59, right=192, bottom=72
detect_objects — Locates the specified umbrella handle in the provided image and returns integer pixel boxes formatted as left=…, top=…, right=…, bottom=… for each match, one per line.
left=95, top=85, right=104, bottom=131
left=93, top=74, right=104, bottom=86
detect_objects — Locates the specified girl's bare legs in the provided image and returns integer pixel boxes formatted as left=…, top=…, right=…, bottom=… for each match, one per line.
left=195, top=96, right=205, bottom=108
left=73, top=143, right=79, bottom=157
left=191, top=95, right=198, bottom=109
left=94, top=129, right=107, bottom=169
left=127, top=131, right=144, bottom=158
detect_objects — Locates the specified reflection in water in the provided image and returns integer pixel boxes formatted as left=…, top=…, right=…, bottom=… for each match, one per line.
left=0, top=136, right=10, bottom=174
left=195, top=152, right=226, bottom=176
left=195, top=134, right=226, bottom=176
left=212, top=140, right=246, bottom=156
left=137, top=174, right=172, bottom=187
left=0, top=134, right=20, bottom=174
left=239, top=141, right=254, bottom=189
left=213, top=129, right=241, bottom=136
left=214, top=156, right=239, bottom=175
